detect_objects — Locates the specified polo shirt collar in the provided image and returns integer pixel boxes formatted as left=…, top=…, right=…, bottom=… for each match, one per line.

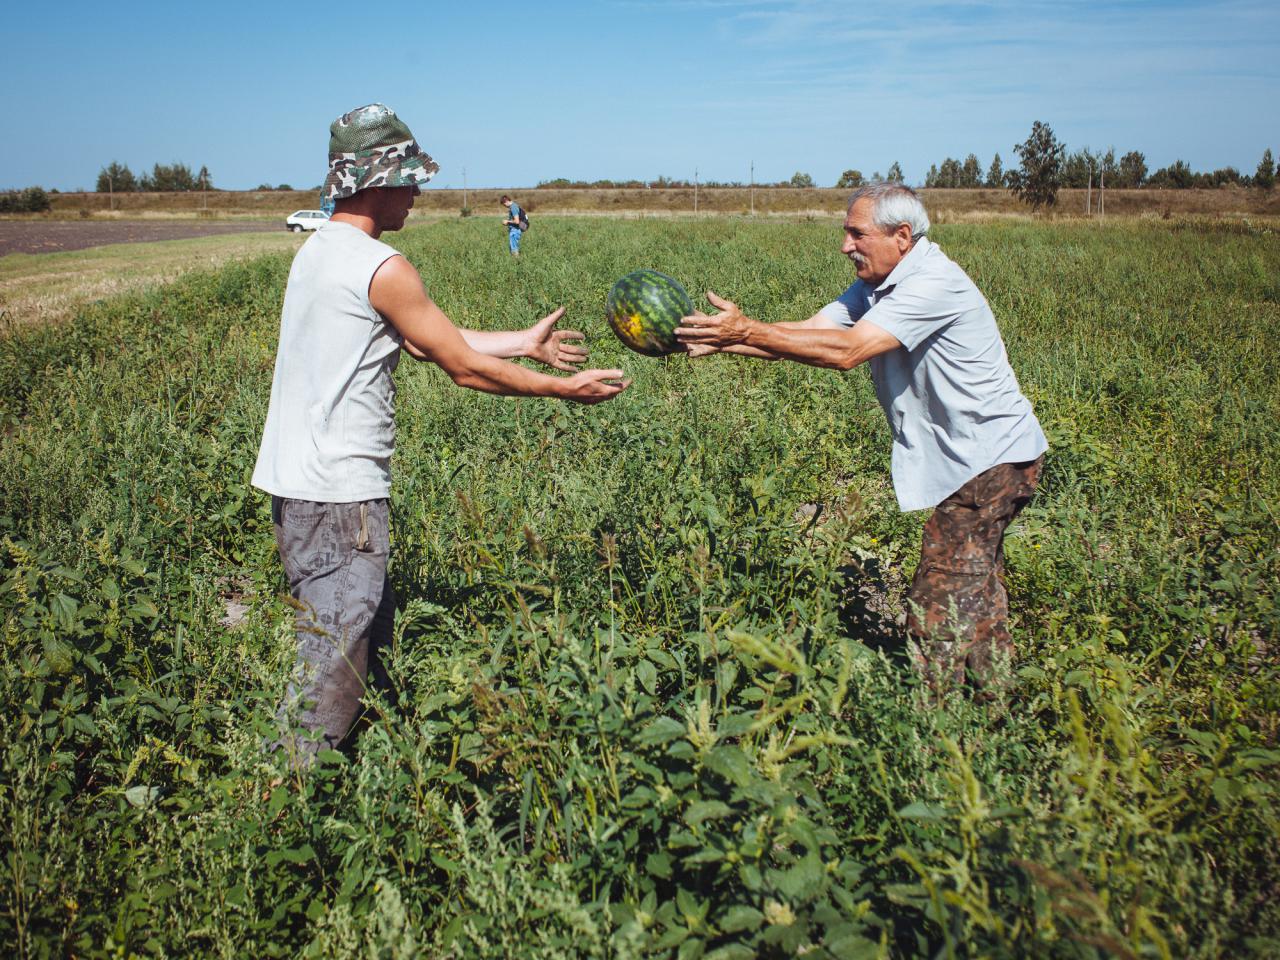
left=874, top=236, right=933, bottom=296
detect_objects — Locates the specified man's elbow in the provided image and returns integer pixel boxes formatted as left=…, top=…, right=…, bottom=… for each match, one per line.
left=447, top=366, right=485, bottom=390
left=835, top=350, right=864, bottom=372
left=403, top=341, right=431, bottom=362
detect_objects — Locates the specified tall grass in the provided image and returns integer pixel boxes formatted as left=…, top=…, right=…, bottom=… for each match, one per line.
left=1, top=218, right=1276, bottom=958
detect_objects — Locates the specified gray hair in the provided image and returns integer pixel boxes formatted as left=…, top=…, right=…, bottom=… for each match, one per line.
left=847, top=182, right=930, bottom=239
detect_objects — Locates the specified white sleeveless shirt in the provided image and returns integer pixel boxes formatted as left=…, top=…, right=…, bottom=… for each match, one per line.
left=252, top=221, right=404, bottom=502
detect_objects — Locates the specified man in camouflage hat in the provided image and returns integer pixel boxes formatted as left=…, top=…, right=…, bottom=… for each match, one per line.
left=323, top=102, right=440, bottom=201
left=253, top=103, right=630, bottom=767
left=677, top=183, right=1047, bottom=694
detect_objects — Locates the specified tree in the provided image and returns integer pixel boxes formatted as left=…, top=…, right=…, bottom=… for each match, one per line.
left=141, top=162, right=197, bottom=192
left=23, top=186, right=51, bottom=212
left=985, top=154, right=1004, bottom=187
left=1256, top=149, right=1275, bottom=190
left=924, top=164, right=939, bottom=188
left=789, top=171, right=814, bottom=188
left=937, top=157, right=962, bottom=188
left=0, top=186, right=52, bottom=213
left=960, top=154, right=982, bottom=187
left=96, top=161, right=137, bottom=193
left=197, top=165, right=213, bottom=191
left=1117, top=151, right=1147, bottom=188
left=1205, top=167, right=1242, bottom=187
left=835, top=169, right=864, bottom=189
left=1063, top=148, right=1103, bottom=188
left=1008, top=121, right=1066, bottom=210
left=887, top=161, right=905, bottom=183
left=1148, top=160, right=1194, bottom=189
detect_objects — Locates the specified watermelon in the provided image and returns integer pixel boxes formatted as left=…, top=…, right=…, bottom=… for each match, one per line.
left=605, top=269, right=694, bottom=356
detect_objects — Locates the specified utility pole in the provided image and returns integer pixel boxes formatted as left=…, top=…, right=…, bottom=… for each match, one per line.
left=750, top=160, right=755, bottom=216
left=108, top=170, right=113, bottom=213
left=1100, top=165, right=1105, bottom=220
left=462, top=166, right=468, bottom=212
left=694, top=167, right=699, bottom=215
left=1086, top=162, right=1092, bottom=216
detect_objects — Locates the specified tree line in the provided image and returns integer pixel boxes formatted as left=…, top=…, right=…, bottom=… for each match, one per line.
left=1001, top=122, right=1276, bottom=210
left=96, top=161, right=214, bottom=193
left=534, top=175, right=833, bottom=189
left=6, top=139, right=1275, bottom=209
left=534, top=142, right=1275, bottom=196
left=927, top=142, right=1275, bottom=192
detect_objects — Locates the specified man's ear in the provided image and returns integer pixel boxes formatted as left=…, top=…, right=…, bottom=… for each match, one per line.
left=895, top=223, right=914, bottom=252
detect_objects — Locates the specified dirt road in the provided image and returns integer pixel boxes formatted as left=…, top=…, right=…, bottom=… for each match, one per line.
left=0, top=220, right=281, bottom=257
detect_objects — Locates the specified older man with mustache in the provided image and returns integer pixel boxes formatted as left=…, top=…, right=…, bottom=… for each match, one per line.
left=677, top=182, right=1047, bottom=692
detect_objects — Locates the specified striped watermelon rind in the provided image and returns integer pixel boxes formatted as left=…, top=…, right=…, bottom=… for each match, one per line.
left=606, top=269, right=694, bottom=356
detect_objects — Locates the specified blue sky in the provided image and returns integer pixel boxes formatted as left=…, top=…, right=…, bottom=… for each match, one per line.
left=5, top=0, right=1276, bottom=192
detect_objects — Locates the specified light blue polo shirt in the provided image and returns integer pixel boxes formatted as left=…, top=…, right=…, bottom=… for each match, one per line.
left=820, top=237, right=1047, bottom=512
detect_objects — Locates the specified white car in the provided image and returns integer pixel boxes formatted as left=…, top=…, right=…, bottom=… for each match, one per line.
left=285, top=210, right=330, bottom=232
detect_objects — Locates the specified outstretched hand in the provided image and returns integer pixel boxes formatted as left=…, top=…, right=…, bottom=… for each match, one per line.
left=675, top=291, right=754, bottom=349
left=526, top=307, right=589, bottom=371
left=560, top=369, right=632, bottom=405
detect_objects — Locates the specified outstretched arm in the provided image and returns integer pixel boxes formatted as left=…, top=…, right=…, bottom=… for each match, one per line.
left=373, top=256, right=628, bottom=404
left=454, top=308, right=589, bottom=371
left=676, top=291, right=900, bottom=370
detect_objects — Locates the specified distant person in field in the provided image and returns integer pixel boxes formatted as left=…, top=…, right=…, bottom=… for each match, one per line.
left=252, top=103, right=629, bottom=767
left=500, top=194, right=525, bottom=256
left=677, top=182, right=1047, bottom=692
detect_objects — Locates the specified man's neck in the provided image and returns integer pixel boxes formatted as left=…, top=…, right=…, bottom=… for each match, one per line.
left=330, top=211, right=380, bottom=238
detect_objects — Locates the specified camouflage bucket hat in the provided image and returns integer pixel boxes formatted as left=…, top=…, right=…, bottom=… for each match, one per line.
left=323, top=103, right=439, bottom=202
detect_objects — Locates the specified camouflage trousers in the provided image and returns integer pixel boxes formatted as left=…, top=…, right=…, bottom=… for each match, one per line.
left=269, top=496, right=396, bottom=766
left=906, top=456, right=1044, bottom=689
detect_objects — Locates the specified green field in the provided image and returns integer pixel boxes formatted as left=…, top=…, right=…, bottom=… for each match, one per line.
left=1, top=218, right=1277, bottom=958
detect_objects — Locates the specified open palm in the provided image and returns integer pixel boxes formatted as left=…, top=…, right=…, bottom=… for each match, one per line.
left=527, top=308, right=588, bottom=371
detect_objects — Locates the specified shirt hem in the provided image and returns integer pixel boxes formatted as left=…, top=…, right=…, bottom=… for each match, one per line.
left=252, top=482, right=391, bottom=504
left=893, top=437, right=1048, bottom=512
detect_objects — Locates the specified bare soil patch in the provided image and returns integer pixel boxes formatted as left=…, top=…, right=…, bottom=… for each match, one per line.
left=0, top=220, right=279, bottom=257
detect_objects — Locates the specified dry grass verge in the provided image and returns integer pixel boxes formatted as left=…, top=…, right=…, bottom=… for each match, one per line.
left=0, top=231, right=303, bottom=334
left=17, top=185, right=1280, bottom=222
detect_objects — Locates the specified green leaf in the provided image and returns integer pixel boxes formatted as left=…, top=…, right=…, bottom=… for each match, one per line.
left=51, top=592, right=80, bottom=630
left=676, top=886, right=706, bottom=920
left=275, top=844, right=315, bottom=864
left=897, top=801, right=947, bottom=821
left=637, top=716, right=687, bottom=745
left=124, top=785, right=161, bottom=809
left=774, top=852, right=824, bottom=900
left=705, top=745, right=753, bottom=787
left=266, top=785, right=288, bottom=819
left=646, top=852, right=673, bottom=878
left=130, top=597, right=160, bottom=620
left=637, top=659, right=658, bottom=695
left=685, top=800, right=732, bottom=827
left=826, top=932, right=883, bottom=960
left=718, top=904, right=764, bottom=933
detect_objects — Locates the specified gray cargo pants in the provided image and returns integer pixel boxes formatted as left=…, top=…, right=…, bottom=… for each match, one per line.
left=269, top=496, right=396, bottom=765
